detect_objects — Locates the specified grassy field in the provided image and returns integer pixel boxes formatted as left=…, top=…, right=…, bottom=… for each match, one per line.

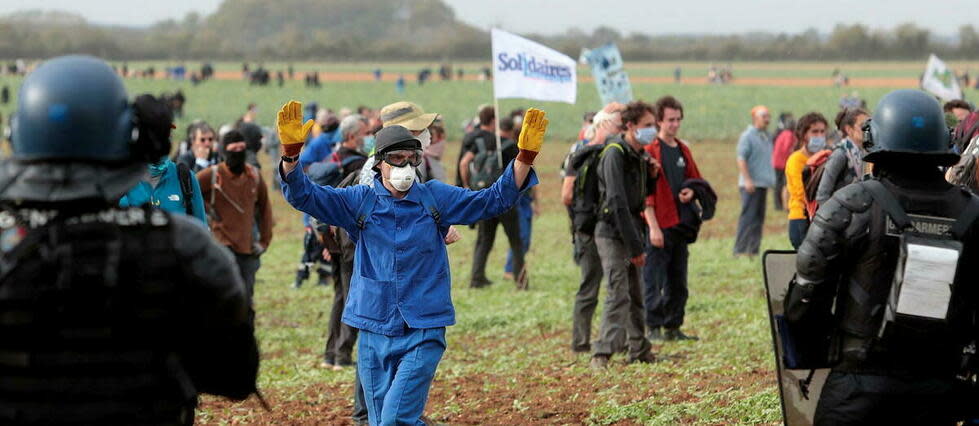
left=0, top=62, right=973, bottom=424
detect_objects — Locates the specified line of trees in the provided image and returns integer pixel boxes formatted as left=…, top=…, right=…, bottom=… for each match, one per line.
left=0, top=2, right=977, bottom=62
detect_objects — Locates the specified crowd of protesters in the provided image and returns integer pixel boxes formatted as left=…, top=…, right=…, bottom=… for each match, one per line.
left=9, top=54, right=978, bottom=425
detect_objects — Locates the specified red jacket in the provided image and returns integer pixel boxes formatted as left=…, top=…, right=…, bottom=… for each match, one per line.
left=645, top=138, right=702, bottom=230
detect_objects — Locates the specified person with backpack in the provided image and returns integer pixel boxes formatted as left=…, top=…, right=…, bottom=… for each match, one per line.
left=119, top=95, right=208, bottom=226
left=784, top=112, right=829, bottom=249
left=459, top=106, right=527, bottom=289
left=563, top=105, right=625, bottom=353
left=197, top=129, right=275, bottom=300
left=590, top=100, right=660, bottom=369
left=785, top=89, right=979, bottom=424
left=294, top=114, right=371, bottom=291
left=815, top=108, right=870, bottom=205
left=734, top=105, right=775, bottom=256
left=277, top=101, right=546, bottom=426
left=643, top=96, right=706, bottom=342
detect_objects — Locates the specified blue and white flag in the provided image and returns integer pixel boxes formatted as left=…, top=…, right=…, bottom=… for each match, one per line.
left=491, top=28, right=577, bottom=104
left=581, top=44, right=633, bottom=106
left=922, top=54, right=962, bottom=101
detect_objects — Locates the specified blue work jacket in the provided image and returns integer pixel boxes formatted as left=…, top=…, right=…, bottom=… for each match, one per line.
left=120, top=161, right=208, bottom=226
left=281, top=161, right=537, bottom=336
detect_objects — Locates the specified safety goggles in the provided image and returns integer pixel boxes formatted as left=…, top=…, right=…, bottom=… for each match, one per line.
left=381, top=149, right=423, bottom=167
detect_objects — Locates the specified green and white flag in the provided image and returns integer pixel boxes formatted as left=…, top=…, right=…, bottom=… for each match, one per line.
left=922, top=54, right=963, bottom=101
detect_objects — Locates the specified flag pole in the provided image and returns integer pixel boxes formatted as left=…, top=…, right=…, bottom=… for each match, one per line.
left=494, top=96, right=503, bottom=169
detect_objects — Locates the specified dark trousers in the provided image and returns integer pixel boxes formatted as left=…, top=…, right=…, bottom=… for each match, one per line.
left=774, top=169, right=786, bottom=211
left=325, top=258, right=358, bottom=364
left=788, top=218, right=810, bottom=250
left=571, top=231, right=603, bottom=352
left=352, top=365, right=368, bottom=424
left=505, top=194, right=533, bottom=274
left=814, top=371, right=965, bottom=426
left=233, top=252, right=261, bottom=301
left=592, top=235, right=651, bottom=360
left=643, top=228, right=690, bottom=330
left=734, top=187, right=768, bottom=255
left=470, top=207, right=524, bottom=287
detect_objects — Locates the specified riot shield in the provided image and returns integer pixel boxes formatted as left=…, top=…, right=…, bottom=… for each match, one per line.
left=762, top=250, right=829, bottom=426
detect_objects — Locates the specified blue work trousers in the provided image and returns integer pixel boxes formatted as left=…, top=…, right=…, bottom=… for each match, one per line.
left=358, top=326, right=446, bottom=426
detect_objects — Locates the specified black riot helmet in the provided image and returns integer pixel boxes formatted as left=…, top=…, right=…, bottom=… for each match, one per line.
left=0, top=55, right=149, bottom=203
left=863, top=89, right=959, bottom=167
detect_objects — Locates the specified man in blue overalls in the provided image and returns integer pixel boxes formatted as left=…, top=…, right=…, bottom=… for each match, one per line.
left=277, top=101, right=547, bottom=425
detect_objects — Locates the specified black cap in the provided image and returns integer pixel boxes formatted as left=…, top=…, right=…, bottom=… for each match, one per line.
left=238, top=122, right=263, bottom=153
left=374, top=125, right=421, bottom=156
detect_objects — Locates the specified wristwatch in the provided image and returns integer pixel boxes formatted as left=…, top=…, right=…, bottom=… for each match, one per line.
left=281, top=154, right=299, bottom=163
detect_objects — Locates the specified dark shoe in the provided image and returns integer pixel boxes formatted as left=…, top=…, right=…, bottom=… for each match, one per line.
left=292, top=279, right=303, bottom=289
left=646, top=327, right=664, bottom=341
left=572, top=344, right=591, bottom=353
left=334, top=354, right=353, bottom=367
left=629, top=350, right=657, bottom=364
left=664, top=328, right=699, bottom=341
left=590, top=355, right=610, bottom=370
left=316, top=275, right=330, bottom=286
left=470, top=279, right=493, bottom=288
left=319, top=357, right=335, bottom=368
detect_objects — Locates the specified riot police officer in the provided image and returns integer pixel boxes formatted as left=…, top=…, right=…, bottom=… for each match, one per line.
left=0, top=55, right=260, bottom=425
left=786, top=89, right=979, bottom=424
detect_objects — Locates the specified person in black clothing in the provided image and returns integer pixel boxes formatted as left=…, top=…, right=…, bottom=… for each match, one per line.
left=590, top=100, right=659, bottom=369
left=456, top=105, right=496, bottom=187
left=238, top=122, right=264, bottom=170
left=459, top=110, right=527, bottom=289
left=176, top=122, right=221, bottom=173
left=786, top=90, right=979, bottom=424
left=0, top=55, right=259, bottom=425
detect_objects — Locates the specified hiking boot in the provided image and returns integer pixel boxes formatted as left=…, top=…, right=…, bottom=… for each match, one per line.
left=646, top=327, right=664, bottom=341
left=629, top=350, right=657, bottom=364
left=590, top=355, right=610, bottom=370
left=664, top=328, right=699, bottom=341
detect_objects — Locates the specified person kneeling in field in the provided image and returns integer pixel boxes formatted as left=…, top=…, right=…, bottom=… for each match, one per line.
left=277, top=101, right=545, bottom=425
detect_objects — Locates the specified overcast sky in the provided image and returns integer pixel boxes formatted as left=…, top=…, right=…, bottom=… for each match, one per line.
left=0, top=0, right=972, bottom=36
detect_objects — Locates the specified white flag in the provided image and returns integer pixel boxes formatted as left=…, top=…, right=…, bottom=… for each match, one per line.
left=491, top=28, right=577, bottom=104
left=922, top=54, right=963, bottom=101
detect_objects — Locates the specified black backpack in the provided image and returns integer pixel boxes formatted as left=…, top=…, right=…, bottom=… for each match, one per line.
left=569, top=141, right=626, bottom=235
left=469, top=137, right=514, bottom=190
left=175, top=162, right=195, bottom=217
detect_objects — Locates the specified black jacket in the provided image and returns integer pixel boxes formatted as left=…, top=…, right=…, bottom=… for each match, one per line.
left=674, top=178, right=717, bottom=243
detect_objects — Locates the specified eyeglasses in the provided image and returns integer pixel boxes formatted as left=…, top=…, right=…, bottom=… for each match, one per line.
left=382, top=149, right=423, bottom=167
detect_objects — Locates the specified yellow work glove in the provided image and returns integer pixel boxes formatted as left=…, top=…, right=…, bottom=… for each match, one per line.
left=516, top=108, right=548, bottom=165
left=277, top=100, right=316, bottom=158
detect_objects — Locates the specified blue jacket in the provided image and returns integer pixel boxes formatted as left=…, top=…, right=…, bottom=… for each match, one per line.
left=120, top=161, right=208, bottom=226
left=299, top=129, right=340, bottom=170
left=281, top=161, right=537, bottom=336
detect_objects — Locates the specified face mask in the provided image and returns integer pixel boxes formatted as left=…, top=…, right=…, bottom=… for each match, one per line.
left=225, top=150, right=246, bottom=174
left=416, top=129, right=432, bottom=150
left=363, top=135, right=376, bottom=154
left=634, top=127, right=658, bottom=144
left=387, top=164, right=415, bottom=192
left=807, top=136, right=827, bottom=153
left=148, top=157, right=169, bottom=177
